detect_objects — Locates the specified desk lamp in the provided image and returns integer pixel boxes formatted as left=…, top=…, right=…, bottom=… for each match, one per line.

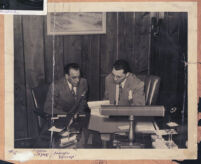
left=100, top=105, right=165, bottom=148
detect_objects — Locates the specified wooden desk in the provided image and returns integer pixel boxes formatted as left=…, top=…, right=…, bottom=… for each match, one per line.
left=15, top=112, right=186, bottom=149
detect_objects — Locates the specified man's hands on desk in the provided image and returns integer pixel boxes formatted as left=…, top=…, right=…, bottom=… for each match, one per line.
left=47, top=109, right=90, bottom=148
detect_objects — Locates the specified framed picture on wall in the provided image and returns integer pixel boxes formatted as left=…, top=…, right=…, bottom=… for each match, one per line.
left=47, top=12, right=106, bottom=35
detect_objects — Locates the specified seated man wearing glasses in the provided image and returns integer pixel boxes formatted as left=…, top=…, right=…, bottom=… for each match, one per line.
left=105, top=59, right=145, bottom=106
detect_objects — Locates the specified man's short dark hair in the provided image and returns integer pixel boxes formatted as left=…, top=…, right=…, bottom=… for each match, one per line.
left=113, top=59, right=130, bottom=74
left=64, top=63, right=80, bottom=75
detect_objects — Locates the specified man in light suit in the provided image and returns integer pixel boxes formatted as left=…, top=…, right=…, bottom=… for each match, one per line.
left=105, top=59, right=145, bottom=105
left=44, top=63, right=88, bottom=115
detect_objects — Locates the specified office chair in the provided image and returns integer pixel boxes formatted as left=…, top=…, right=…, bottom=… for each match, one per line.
left=31, top=83, right=55, bottom=147
left=137, top=75, right=160, bottom=105
left=31, top=82, right=68, bottom=148
left=31, top=83, right=51, bottom=131
left=134, top=75, right=161, bottom=138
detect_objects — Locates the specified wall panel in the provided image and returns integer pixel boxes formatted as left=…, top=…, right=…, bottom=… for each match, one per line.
left=14, top=16, right=28, bottom=139
left=22, top=16, right=45, bottom=137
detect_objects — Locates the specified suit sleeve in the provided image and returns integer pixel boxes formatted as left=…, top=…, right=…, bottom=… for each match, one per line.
left=44, top=82, right=65, bottom=115
left=78, top=79, right=89, bottom=113
left=104, top=76, right=109, bottom=100
left=132, top=78, right=146, bottom=105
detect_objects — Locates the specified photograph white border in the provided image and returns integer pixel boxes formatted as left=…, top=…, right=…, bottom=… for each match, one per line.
left=4, top=2, right=197, bottom=160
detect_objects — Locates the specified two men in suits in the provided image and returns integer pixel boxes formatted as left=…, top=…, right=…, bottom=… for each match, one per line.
left=44, top=63, right=88, bottom=115
left=43, top=60, right=145, bottom=148
left=44, top=59, right=145, bottom=115
left=105, top=59, right=145, bottom=106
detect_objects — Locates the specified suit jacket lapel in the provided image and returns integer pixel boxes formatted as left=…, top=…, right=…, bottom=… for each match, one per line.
left=111, top=80, right=116, bottom=103
left=63, top=78, right=74, bottom=100
left=123, top=73, right=130, bottom=92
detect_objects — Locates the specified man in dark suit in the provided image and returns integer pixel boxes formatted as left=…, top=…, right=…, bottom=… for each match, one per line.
left=105, top=59, right=145, bottom=105
left=44, top=63, right=88, bottom=115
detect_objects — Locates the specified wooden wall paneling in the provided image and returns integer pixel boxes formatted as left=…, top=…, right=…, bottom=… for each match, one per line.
left=133, top=12, right=150, bottom=74
left=150, top=12, right=187, bottom=109
left=51, top=36, right=64, bottom=81
left=14, top=16, right=28, bottom=139
left=86, top=35, right=101, bottom=100
left=43, top=16, right=53, bottom=83
left=177, top=13, right=188, bottom=112
left=81, top=36, right=90, bottom=79
left=156, top=13, right=178, bottom=106
left=44, top=16, right=64, bottom=83
left=118, top=13, right=134, bottom=65
left=163, top=13, right=179, bottom=94
left=100, top=13, right=117, bottom=99
left=22, top=16, right=45, bottom=138
left=63, top=35, right=82, bottom=66
left=178, top=13, right=188, bottom=54
left=80, top=35, right=91, bottom=100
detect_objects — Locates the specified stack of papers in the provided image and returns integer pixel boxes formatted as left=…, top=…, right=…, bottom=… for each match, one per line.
left=48, top=126, right=64, bottom=132
left=88, top=100, right=110, bottom=117
left=60, top=134, right=77, bottom=147
left=135, top=121, right=156, bottom=134
left=152, top=139, right=169, bottom=149
left=166, top=122, right=179, bottom=127
left=88, top=100, right=110, bottom=108
left=60, top=134, right=77, bottom=144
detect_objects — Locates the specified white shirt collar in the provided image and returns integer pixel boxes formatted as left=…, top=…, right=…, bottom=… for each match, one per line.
left=120, top=78, right=127, bottom=88
left=67, top=80, right=77, bottom=94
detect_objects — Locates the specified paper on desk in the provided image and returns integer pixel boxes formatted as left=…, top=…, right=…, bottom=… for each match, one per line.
left=57, top=114, right=66, bottom=118
left=48, top=126, right=64, bottom=132
left=156, top=129, right=178, bottom=136
left=135, top=121, right=156, bottom=134
left=60, top=134, right=77, bottom=145
left=88, top=100, right=110, bottom=108
left=118, top=125, right=129, bottom=131
left=90, top=107, right=102, bottom=117
left=152, top=139, right=169, bottom=149
left=166, top=122, right=179, bottom=127
left=60, top=131, right=70, bottom=137
left=88, top=100, right=110, bottom=117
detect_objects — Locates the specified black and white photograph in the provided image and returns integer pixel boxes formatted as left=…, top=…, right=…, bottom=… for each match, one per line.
left=13, top=12, right=188, bottom=149
left=0, top=0, right=46, bottom=14
left=3, top=2, right=197, bottom=160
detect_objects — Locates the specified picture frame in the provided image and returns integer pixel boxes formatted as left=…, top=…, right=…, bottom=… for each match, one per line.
left=47, top=12, right=106, bottom=35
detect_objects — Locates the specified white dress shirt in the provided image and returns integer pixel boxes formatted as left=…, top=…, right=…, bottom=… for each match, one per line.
left=67, top=80, right=77, bottom=95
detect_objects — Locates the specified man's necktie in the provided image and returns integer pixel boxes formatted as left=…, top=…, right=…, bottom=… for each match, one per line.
left=118, top=83, right=123, bottom=104
left=71, top=87, right=77, bottom=100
